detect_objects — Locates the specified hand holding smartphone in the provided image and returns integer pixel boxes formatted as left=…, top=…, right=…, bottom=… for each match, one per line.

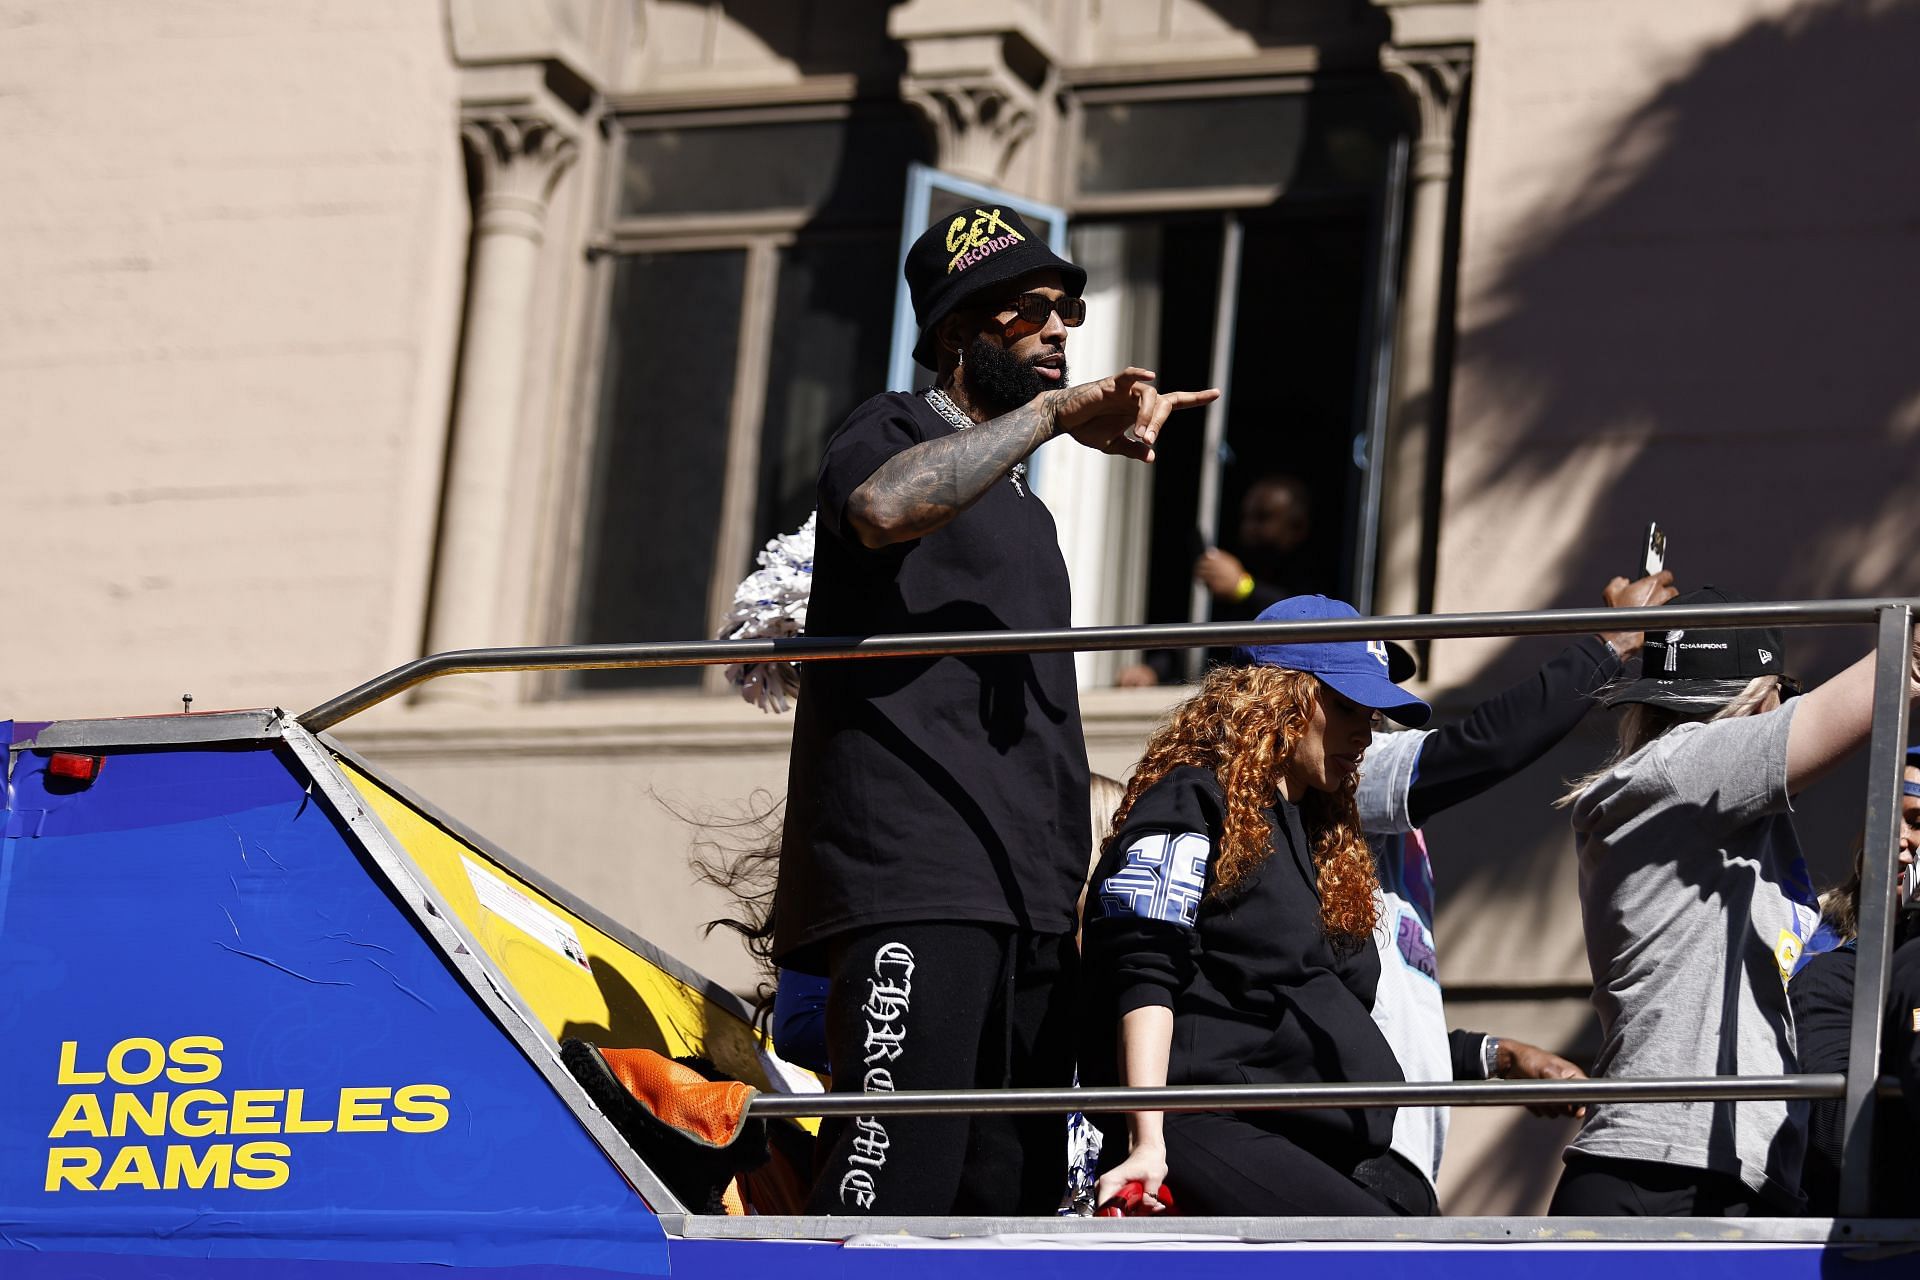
left=1640, top=523, right=1668, bottom=578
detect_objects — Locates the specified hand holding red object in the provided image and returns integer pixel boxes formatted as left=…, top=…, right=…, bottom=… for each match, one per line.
left=1096, top=1179, right=1176, bottom=1216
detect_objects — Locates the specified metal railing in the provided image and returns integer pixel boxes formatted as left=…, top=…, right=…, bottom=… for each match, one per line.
left=745, top=1075, right=1849, bottom=1119
left=301, top=597, right=1918, bottom=1218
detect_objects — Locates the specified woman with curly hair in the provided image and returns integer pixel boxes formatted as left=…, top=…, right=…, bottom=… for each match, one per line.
left=1083, top=595, right=1431, bottom=1216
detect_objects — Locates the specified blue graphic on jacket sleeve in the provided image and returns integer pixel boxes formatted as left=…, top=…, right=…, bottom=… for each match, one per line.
left=1098, top=832, right=1209, bottom=927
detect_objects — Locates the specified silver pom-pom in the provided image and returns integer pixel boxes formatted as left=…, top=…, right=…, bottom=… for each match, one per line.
left=714, top=513, right=815, bottom=713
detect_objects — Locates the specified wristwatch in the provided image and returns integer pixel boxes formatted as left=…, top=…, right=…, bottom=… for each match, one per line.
left=1481, top=1035, right=1503, bottom=1080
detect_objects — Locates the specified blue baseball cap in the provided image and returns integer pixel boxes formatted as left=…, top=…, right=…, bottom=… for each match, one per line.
left=1232, top=595, right=1431, bottom=728
left=1905, top=745, right=1920, bottom=800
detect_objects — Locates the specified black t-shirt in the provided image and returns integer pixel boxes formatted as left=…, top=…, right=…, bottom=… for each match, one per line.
left=773, top=392, right=1091, bottom=969
left=1081, top=765, right=1401, bottom=1164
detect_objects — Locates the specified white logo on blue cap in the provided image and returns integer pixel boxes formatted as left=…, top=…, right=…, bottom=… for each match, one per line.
left=1366, top=640, right=1388, bottom=670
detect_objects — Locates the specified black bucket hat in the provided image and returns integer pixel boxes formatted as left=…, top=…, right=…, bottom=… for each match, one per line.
left=1605, top=585, right=1787, bottom=711
left=906, top=205, right=1086, bottom=370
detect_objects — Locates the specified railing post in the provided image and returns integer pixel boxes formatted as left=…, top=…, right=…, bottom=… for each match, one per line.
left=1836, top=602, right=1913, bottom=1216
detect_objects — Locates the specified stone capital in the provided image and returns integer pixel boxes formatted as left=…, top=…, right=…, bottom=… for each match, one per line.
left=459, top=112, right=580, bottom=243
left=890, top=2, right=1057, bottom=188
left=1380, top=46, right=1472, bottom=181
left=899, top=72, right=1040, bottom=188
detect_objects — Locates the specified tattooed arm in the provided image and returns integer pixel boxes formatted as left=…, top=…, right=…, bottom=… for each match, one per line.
left=844, top=394, right=1058, bottom=549
left=845, top=369, right=1219, bottom=549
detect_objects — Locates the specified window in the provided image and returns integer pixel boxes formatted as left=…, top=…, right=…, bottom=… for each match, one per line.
left=1059, top=79, right=1407, bottom=682
left=1072, top=81, right=1399, bottom=209
left=570, top=106, right=930, bottom=691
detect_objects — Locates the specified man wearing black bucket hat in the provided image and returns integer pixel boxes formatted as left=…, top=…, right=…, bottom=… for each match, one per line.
left=1550, top=586, right=1920, bottom=1216
left=774, top=205, right=1217, bottom=1216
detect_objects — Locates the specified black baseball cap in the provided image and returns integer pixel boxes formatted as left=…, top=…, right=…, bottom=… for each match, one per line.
left=1605, top=586, right=1787, bottom=711
left=906, top=205, right=1086, bottom=370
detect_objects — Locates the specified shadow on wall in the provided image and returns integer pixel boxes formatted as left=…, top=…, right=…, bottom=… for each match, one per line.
left=1412, top=2, right=1920, bottom=1210
left=1444, top=0, right=1920, bottom=680
left=1431, top=0, right=1920, bottom=910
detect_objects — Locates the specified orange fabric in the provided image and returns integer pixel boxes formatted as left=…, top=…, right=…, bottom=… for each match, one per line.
left=598, top=1047, right=758, bottom=1149
left=738, top=1134, right=813, bottom=1216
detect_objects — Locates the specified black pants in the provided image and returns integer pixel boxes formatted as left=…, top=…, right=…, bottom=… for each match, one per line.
left=807, top=922, right=1077, bottom=1216
left=1161, top=1111, right=1405, bottom=1217
left=1549, top=1153, right=1788, bottom=1216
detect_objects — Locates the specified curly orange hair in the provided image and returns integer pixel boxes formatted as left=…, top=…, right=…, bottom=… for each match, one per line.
left=1107, top=664, right=1379, bottom=945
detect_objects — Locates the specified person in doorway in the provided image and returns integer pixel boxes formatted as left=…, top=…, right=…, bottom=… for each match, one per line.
left=776, top=204, right=1217, bottom=1217
left=1549, top=588, right=1920, bottom=1216
left=1355, top=568, right=1676, bottom=1206
left=1117, top=473, right=1322, bottom=688
left=1194, top=473, right=1319, bottom=614
left=1084, top=595, right=1434, bottom=1216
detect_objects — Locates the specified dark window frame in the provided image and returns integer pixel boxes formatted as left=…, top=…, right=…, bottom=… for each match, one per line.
left=556, top=99, right=928, bottom=696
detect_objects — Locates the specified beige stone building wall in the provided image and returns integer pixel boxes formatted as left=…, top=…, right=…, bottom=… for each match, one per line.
left=1424, top=0, right=1920, bottom=1211
left=1437, top=0, right=1920, bottom=687
left=1, top=2, right=468, bottom=715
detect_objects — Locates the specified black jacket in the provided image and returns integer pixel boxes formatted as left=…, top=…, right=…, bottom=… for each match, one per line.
left=1081, top=766, right=1403, bottom=1167
left=1790, top=934, right=1920, bottom=1215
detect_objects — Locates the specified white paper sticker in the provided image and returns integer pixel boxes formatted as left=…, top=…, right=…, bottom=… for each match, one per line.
left=462, top=857, right=592, bottom=971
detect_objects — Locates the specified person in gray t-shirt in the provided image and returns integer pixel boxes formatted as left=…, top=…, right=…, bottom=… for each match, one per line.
left=1550, top=586, right=1920, bottom=1216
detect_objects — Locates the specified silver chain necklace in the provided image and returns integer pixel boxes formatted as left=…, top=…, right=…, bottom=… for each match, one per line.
left=924, top=387, right=1025, bottom=497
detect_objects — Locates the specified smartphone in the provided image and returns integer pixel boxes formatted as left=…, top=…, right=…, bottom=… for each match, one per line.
left=1640, top=523, right=1668, bottom=577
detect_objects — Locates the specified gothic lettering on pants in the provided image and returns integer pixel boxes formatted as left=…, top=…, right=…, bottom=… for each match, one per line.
left=840, top=939, right=915, bottom=1209
left=848, top=1115, right=891, bottom=1167
left=862, top=1020, right=907, bottom=1064
left=838, top=1166, right=876, bottom=1209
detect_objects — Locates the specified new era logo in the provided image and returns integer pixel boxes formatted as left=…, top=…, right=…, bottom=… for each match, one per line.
left=1759, top=648, right=1774, bottom=666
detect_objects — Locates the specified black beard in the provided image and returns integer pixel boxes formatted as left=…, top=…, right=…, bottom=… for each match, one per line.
left=961, top=337, right=1062, bottom=417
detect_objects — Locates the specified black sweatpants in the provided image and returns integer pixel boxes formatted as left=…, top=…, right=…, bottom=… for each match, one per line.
left=1162, top=1111, right=1404, bottom=1217
left=1549, top=1153, right=1788, bottom=1216
left=807, top=922, right=1077, bottom=1216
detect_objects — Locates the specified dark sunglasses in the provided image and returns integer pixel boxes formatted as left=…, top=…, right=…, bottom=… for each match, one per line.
left=992, top=292, right=1086, bottom=329
left=1777, top=674, right=1802, bottom=700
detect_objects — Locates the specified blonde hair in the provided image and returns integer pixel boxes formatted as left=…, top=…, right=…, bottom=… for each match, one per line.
left=1089, top=773, right=1127, bottom=854
left=1109, top=665, right=1379, bottom=945
left=1558, top=674, right=1782, bottom=809
left=1076, top=774, right=1131, bottom=936
left=1819, top=849, right=1863, bottom=944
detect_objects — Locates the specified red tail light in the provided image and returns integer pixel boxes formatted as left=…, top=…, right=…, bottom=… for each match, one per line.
left=48, top=752, right=104, bottom=784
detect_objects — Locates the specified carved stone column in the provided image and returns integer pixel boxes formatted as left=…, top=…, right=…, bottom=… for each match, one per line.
left=418, top=112, right=577, bottom=706
left=889, top=0, right=1058, bottom=190
left=900, top=78, right=1039, bottom=188
left=1374, top=47, right=1471, bottom=623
